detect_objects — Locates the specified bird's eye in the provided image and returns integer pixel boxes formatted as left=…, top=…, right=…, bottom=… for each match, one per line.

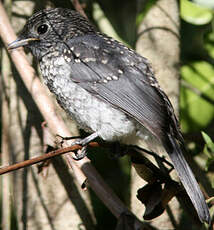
left=37, top=24, right=49, bottom=35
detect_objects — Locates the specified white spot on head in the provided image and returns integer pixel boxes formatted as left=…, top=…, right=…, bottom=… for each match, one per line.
left=64, top=49, right=67, bottom=53
left=75, top=53, right=80, bottom=57
left=107, top=41, right=111, bottom=44
left=70, top=47, right=74, bottom=51
left=118, top=69, right=123, bottom=74
left=94, top=46, right=99, bottom=49
left=103, top=79, right=108, bottom=83
left=120, top=51, right=124, bottom=54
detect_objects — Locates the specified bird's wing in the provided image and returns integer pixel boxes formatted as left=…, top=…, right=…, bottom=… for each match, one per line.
left=65, top=33, right=181, bottom=143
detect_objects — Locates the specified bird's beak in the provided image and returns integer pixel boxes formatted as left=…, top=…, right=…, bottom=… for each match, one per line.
left=8, top=37, right=39, bottom=50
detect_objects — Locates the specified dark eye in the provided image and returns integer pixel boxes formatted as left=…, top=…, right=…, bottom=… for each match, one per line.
left=37, top=24, right=49, bottom=35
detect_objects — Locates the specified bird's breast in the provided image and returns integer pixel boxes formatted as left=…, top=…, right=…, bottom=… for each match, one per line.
left=39, top=55, right=137, bottom=142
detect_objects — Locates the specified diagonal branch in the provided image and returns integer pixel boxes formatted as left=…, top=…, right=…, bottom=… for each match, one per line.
left=0, top=142, right=98, bottom=175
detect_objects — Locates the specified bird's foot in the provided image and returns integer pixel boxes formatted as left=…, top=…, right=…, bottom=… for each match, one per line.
left=71, top=132, right=99, bottom=160
left=55, top=135, right=88, bottom=160
left=72, top=143, right=88, bottom=160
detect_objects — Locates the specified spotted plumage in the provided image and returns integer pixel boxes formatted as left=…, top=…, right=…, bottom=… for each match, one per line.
left=8, top=8, right=210, bottom=224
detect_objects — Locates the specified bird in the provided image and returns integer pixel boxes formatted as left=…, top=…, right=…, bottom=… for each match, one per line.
left=8, top=8, right=210, bottom=223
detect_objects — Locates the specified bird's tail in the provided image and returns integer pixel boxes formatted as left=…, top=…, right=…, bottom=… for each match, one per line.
left=166, top=134, right=210, bottom=224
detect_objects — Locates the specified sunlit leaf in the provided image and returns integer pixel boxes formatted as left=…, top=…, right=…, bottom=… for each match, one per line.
left=201, top=132, right=214, bottom=170
left=180, top=61, right=214, bottom=132
left=191, top=0, right=214, bottom=9
left=181, top=0, right=213, bottom=25
left=204, top=32, right=214, bottom=59
left=202, top=131, right=214, bottom=154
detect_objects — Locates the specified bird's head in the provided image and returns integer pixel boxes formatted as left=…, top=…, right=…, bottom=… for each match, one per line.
left=8, top=8, right=95, bottom=59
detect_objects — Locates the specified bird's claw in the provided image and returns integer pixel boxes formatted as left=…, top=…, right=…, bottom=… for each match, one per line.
left=72, top=145, right=87, bottom=160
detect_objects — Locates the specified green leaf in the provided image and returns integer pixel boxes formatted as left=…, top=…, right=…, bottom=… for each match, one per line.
left=206, top=197, right=214, bottom=204
left=201, top=132, right=214, bottom=170
left=204, top=32, right=214, bottom=59
left=180, top=61, right=214, bottom=132
left=205, top=157, right=214, bottom=171
left=202, top=131, right=214, bottom=152
left=180, top=0, right=213, bottom=25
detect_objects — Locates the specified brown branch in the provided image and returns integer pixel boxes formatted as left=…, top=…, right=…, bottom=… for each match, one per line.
left=0, top=142, right=98, bottom=175
left=72, top=0, right=88, bottom=19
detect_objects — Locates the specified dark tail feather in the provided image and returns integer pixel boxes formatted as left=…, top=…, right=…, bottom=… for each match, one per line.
left=166, top=135, right=210, bottom=224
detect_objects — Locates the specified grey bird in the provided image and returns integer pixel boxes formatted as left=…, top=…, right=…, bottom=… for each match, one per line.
left=8, top=8, right=210, bottom=223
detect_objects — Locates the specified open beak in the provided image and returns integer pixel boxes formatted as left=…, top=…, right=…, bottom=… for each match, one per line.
left=8, top=37, right=39, bottom=50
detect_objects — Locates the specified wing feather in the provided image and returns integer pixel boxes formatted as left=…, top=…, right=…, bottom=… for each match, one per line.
left=65, top=34, right=178, bottom=142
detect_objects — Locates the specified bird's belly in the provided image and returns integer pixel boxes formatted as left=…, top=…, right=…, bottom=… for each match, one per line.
left=41, top=65, right=136, bottom=142
left=57, top=82, right=137, bottom=142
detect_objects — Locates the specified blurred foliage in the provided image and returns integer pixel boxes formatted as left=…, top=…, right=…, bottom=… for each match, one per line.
left=181, top=0, right=213, bottom=25
left=202, top=132, right=214, bottom=174
left=179, top=1, right=214, bottom=135
left=180, top=62, right=214, bottom=132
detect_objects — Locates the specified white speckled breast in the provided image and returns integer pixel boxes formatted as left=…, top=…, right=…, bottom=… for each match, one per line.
left=40, top=55, right=137, bottom=142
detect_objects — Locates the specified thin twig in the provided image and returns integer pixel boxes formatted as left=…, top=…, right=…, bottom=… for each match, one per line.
left=0, top=142, right=98, bottom=175
left=132, top=145, right=174, bottom=169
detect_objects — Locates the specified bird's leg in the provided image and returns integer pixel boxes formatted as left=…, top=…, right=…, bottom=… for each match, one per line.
left=74, top=132, right=99, bottom=146
left=72, top=132, right=99, bottom=160
left=55, top=132, right=99, bottom=160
